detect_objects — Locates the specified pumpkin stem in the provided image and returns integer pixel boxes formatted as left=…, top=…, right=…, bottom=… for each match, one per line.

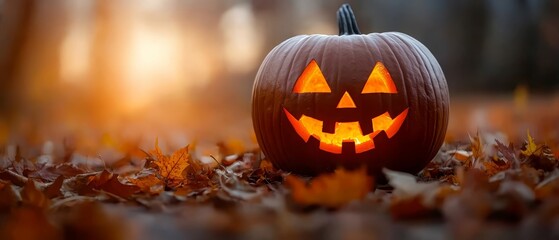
left=337, top=4, right=361, bottom=35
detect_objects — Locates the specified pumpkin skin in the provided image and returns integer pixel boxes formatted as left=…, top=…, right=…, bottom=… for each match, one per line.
left=252, top=4, right=449, bottom=176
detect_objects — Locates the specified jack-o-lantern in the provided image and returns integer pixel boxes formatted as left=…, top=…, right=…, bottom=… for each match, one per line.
left=252, top=4, right=449, bottom=176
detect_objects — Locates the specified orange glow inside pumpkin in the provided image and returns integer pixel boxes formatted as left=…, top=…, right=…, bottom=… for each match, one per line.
left=362, top=62, right=398, bottom=94
left=283, top=108, right=408, bottom=154
left=293, top=60, right=331, bottom=93
left=336, top=91, right=357, bottom=108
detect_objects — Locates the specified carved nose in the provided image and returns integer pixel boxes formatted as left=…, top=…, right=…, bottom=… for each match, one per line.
left=336, top=91, right=356, bottom=108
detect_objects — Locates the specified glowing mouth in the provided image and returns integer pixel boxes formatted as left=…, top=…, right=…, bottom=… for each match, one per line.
left=283, top=108, right=408, bottom=154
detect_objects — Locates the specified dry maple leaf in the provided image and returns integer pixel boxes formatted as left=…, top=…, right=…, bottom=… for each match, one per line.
left=469, top=131, right=485, bottom=167
left=285, top=167, right=373, bottom=208
left=495, top=140, right=518, bottom=168
left=150, top=139, right=190, bottom=188
left=521, top=130, right=538, bottom=156
left=518, top=130, right=557, bottom=171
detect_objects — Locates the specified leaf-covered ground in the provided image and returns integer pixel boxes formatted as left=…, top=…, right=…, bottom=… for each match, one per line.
left=1, top=97, right=559, bottom=240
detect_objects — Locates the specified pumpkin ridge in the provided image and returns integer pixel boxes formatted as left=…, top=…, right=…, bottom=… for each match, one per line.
left=270, top=36, right=307, bottom=168
left=385, top=33, right=448, bottom=164
left=389, top=33, right=434, bottom=158
left=395, top=33, right=449, bottom=159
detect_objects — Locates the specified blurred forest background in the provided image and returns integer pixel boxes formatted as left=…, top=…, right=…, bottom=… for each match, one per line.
left=0, top=0, right=558, bottom=154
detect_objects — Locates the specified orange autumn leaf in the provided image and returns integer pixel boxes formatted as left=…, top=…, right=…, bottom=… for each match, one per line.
left=286, top=167, right=374, bottom=208
left=150, top=139, right=190, bottom=187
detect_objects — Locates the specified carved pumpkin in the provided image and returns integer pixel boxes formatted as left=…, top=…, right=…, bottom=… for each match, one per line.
left=252, top=4, right=449, bottom=176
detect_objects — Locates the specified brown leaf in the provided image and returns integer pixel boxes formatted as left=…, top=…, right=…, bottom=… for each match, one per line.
left=88, top=170, right=139, bottom=198
left=21, top=180, right=50, bottom=209
left=0, top=170, right=28, bottom=186
left=525, top=145, right=557, bottom=172
left=482, top=157, right=512, bottom=177
left=30, top=162, right=85, bottom=181
left=44, top=175, right=65, bottom=199
left=286, top=167, right=374, bottom=208
left=126, top=168, right=164, bottom=195
left=384, top=168, right=439, bottom=199
left=494, top=139, right=517, bottom=167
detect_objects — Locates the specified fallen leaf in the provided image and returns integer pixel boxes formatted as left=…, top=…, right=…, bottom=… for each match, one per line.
left=383, top=168, right=439, bottom=199
left=525, top=145, right=557, bottom=172
left=21, top=180, right=50, bottom=209
left=216, top=161, right=264, bottom=201
left=126, top=168, right=164, bottom=195
left=521, top=130, right=538, bottom=156
left=30, top=162, right=85, bottom=182
left=44, top=175, right=65, bottom=199
left=448, top=149, right=472, bottom=162
left=88, top=170, right=139, bottom=198
left=286, top=167, right=373, bottom=208
left=470, top=131, right=484, bottom=162
left=150, top=139, right=190, bottom=188
left=383, top=168, right=444, bottom=219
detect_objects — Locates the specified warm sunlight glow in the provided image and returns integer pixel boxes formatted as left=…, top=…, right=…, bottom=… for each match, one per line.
left=283, top=108, right=409, bottom=154
left=121, top=25, right=185, bottom=111
left=293, top=60, right=331, bottom=93
left=220, top=2, right=263, bottom=73
left=336, top=91, right=357, bottom=108
left=60, top=1, right=93, bottom=83
left=361, top=62, right=398, bottom=94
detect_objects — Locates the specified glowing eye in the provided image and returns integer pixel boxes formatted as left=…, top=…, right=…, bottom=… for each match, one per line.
left=293, top=60, right=331, bottom=93
left=361, top=62, right=397, bottom=94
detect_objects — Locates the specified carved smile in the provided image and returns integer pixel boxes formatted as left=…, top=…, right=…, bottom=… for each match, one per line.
left=283, top=108, right=408, bottom=154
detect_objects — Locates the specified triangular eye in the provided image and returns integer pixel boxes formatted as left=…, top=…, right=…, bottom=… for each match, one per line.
left=361, top=62, right=398, bottom=94
left=293, top=60, right=331, bottom=93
